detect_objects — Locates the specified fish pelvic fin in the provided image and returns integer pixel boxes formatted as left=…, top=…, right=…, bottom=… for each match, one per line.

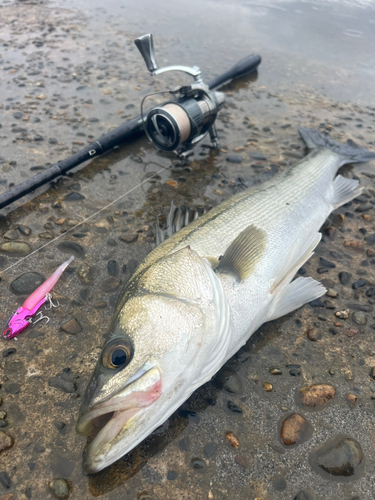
left=267, top=277, right=326, bottom=322
left=329, top=174, right=363, bottom=210
left=216, top=225, right=267, bottom=281
left=298, top=127, right=375, bottom=164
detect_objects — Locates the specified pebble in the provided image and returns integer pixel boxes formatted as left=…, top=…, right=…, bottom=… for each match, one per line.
left=2, top=349, right=16, bottom=358
left=263, top=382, right=273, bottom=391
left=190, top=457, right=206, bottom=471
left=269, top=368, right=282, bottom=375
left=60, top=319, right=82, bottom=335
left=3, top=230, right=19, bottom=240
left=0, top=471, right=11, bottom=489
left=227, top=401, right=243, bottom=413
left=77, top=264, right=92, bottom=283
left=293, top=491, right=315, bottom=500
left=234, top=455, right=247, bottom=468
left=249, top=152, right=267, bottom=161
left=319, top=257, right=335, bottom=268
left=309, top=434, right=363, bottom=479
left=345, top=328, right=358, bottom=338
left=167, top=471, right=177, bottom=480
left=0, top=242, right=31, bottom=255
left=272, top=476, right=287, bottom=491
left=48, top=377, right=77, bottom=393
left=107, top=260, right=118, bottom=276
left=326, top=288, right=338, bottom=298
left=120, top=234, right=138, bottom=243
left=280, top=413, right=312, bottom=446
left=297, top=384, right=335, bottom=410
left=17, top=225, right=31, bottom=236
left=338, top=271, right=352, bottom=285
left=370, top=367, right=375, bottom=380
left=344, top=240, right=363, bottom=251
left=5, top=383, right=20, bottom=395
left=57, top=242, right=85, bottom=258
left=101, top=277, right=120, bottom=292
left=0, top=431, right=13, bottom=453
left=365, top=233, right=375, bottom=245
left=10, top=272, right=44, bottom=295
left=346, top=394, right=358, bottom=406
left=352, top=312, right=367, bottom=325
left=307, top=329, right=321, bottom=341
left=65, top=192, right=85, bottom=202
left=226, top=154, right=243, bottom=163
left=352, top=279, right=366, bottom=289
left=225, top=431, right=239, bottom=448
left=213, top=368, right=241, bottom=393
left=335, top=309, right=349, bottom=319
left=203, top=443, right=218, bottom=458
left=49, top=478, right=70, bottom=499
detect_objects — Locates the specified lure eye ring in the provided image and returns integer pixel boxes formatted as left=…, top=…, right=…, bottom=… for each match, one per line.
left=102, top=339, right=133, bottom=370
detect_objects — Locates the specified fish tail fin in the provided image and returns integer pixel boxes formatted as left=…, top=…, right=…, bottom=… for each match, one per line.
left=298, top=127, right=375, bottom=164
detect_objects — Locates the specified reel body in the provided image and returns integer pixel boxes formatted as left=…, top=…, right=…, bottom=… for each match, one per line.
left=135, top=34, right=225, bottom=158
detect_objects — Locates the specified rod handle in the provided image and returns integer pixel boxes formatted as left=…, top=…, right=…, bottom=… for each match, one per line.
left=208, top=54, right=261, bottom=90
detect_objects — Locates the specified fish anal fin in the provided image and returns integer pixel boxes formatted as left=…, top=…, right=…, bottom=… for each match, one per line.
left=268, top=277, right=326, bottom=322
left=216, top=225, right=267, bottom=281
left=330, top=174, right=363, bottom=210
left=271, top=232, right=321, bottom=294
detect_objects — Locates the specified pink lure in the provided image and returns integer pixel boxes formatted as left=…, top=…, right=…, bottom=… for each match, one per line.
left=2, top=255, right=74, bottom=340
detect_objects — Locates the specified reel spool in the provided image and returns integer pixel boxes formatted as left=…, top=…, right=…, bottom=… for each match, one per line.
left=135, top=34, right=225, bottom=158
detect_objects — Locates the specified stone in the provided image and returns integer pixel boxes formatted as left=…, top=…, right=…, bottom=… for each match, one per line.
left=0, top=471, right=11, bottom=489
left=297, top=384, right=335, bottom=411
left=338, top=272, right=352, bottom=285
left=309, top=435, right=364, bottom=479
left=319, top=257, right=335, bottom=268
left=307, top=329, right=321, bottom=341
left=203, top=443, right=218, bottom=458
left=226, top=154, right=243, bottom=163
left=227, top=401, right=243, bottom=414
left=280, top=413, right=313, bottom=446
left=190, top=457, right=206, bottom=471
left=57, top=242, right=85, bottom=258
left=365, top=233, right=375, bottom=245
left=346, top=394, right=358, bottom=407
left=213, top=368, right=241, bottom=393
left=344, top=240, right=363, bottom=251
left=48, top=377, right=77, bottom=393
left=5, top=383, right=20, bottom=395
left=335, top=309, right=349, bottom=319
left=120, top=233, right=138, bottom=243
left=225, top=431, right=239, bottom=448
left=345, top=328, right=358, bottom=338
left=272, top=476, right=287, bottom=491
left=167, top=470, right=177, bottom=480
left=326, top=288, right=338, bottom=298
left=49, top=478, right=70, bottom=499
left=101, top=277, right=120, bottom=292
left=64, top=192, right=85, bottom=202
left=60, top=319, right=82, bottom=335
left=10, top=272, right=44, bottom=295
left=235, top=455, right=247, bottom=467
left=0, top=242, right=31, bottom=255
left=249, top=152, right=267, bottom=161
left=77, top=264, right=92, bottom=283
left=352, top=311, right=367, bottom=325
left=107, top=260, right=118, bottom=276
left=263, top=382, right=273, bottom=391
left=293, top=491, right=315, bottom=500
left=3, top=230, right=19, bottom=240
left=269, top=368, right=282, bottom=375
left=370, top=367, right=375, bottom=380
left=0, top=431, right=13, bottom=453
left=352, top=279, right=366, bottom=289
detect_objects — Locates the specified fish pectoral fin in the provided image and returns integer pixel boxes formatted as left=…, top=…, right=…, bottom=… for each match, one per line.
left=267, top=277, right=326, bottom=322
left=215, top=225, right=267, bottom=281
left=271, top=231, right=321, bottom=294
left=330, top=174, right=363, bottom=210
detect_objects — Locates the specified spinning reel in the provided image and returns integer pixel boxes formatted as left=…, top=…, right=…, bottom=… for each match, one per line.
left=135, top=34, right=225, bottom=159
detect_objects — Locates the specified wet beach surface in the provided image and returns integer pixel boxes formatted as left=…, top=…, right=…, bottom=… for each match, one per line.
left=1, top=0, right=375, bottom=499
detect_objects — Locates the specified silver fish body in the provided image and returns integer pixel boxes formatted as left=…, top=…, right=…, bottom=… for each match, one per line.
left=77, top=128, right=375, bottom=472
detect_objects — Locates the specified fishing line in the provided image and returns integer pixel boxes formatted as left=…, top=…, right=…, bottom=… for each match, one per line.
left=0, top=163, right=170, bottom=275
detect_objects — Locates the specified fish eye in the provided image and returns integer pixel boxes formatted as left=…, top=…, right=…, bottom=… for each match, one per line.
left=102, top=339, right=133, bottom=370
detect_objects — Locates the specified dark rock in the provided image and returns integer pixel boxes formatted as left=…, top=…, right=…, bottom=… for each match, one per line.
left=227, top=401, right=243, bottom=414
left=203, top=442, right=218, bottom=458
left=10, top=272, right=44, bottom=295
left=0, top=471, right=11, bottom=489
left=48, top=377, right=77, bottom=393
left=309, top=435, right=364, bottom=480
left=249, top=152, right=267, bottom=161
left=64, top=192, right=85, bottom=202
left=0, top=241, right=31, bottom=255
left=167, top=470, right=177, bottom=480
left=280, top=413, right=313, bottom=446
left=293, top=491, right=315, bottom=500
left=309, top=299, right=324, bottom=308
left=297, top=384, right=335, bottom=411
left=307, top=329, right=321, bottom=341
left=212, top=367, right=241, bottom=393
left=0, top=431, right=13, bottom=453
left=57, top=242, right=85, bottom=258
left=352, top=312, right=367, bottom=325
left=13, top=111, right=23, bottom=119
left=5, top=383, right=20, bottom=395
left=50, top=456, right=75, bottom=478
left=339, top=271, right=352, bottom=285
left=120, top=233, right=138, bottom=243
left=319, top=257, right=335, bottom=268
left=178, top=437, right=190, bottom=451
left=17, top=225, right=31, bottom=236
left=101, top=277, right=120, bottom=292
left=2, top=348, right=16, bottom=358
left=352, top=279, right=366, bottom=289
left=272, top=476, right=287, bottom=491
left=3, top=230, right=19, bottom=240
left=190, top=457, right=206, bottom=471
left=178, top=410, right=200, bottom=424
left=60, top=319, right=82, bottom=334
left=365, top=233, right=375, bottom=245
left=226, top=155, right=243, bottom=164
left=107, top=260, right=118, bottom=276
left=49, top=478, right=70, bottom=499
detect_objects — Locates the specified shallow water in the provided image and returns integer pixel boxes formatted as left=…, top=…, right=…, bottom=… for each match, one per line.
left=0, top=0, right=375, bottom=499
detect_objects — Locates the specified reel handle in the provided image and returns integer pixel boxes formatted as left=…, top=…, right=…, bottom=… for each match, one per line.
left=134, top=34, right=158, bottom=73
left=208, top=54, right=261, bottom=90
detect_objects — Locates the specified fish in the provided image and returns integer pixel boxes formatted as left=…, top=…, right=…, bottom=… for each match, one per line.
left=3, top=255, right=74, bottom=339
left=76, top=128, right=375, bottom=473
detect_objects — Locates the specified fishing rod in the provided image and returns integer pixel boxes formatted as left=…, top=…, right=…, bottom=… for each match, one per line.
left=0, top=34, right=261, bottom=210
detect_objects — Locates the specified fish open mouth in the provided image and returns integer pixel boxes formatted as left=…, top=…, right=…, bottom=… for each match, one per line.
left=76, top=366, right=161, bottom=472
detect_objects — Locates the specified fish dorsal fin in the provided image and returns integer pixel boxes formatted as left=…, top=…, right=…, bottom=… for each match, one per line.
left=271, top=231, right=321, bottom=294
left=216, top=225, right=267, bottom=281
